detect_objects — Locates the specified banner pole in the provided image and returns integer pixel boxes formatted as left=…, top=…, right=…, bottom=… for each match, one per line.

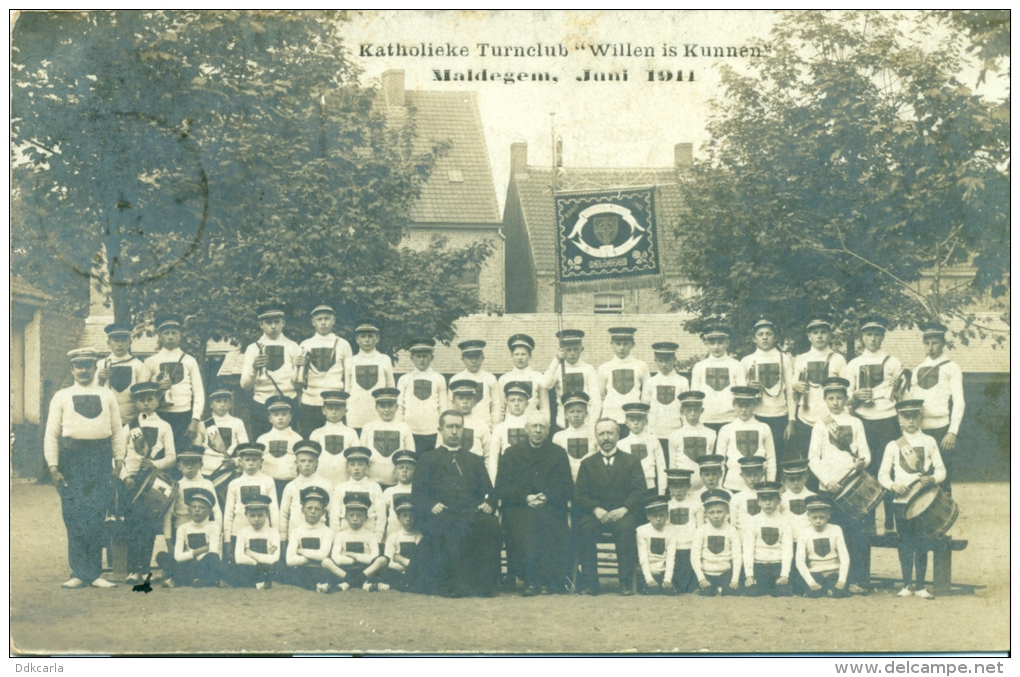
left=551, top=113, right=567, bottom=395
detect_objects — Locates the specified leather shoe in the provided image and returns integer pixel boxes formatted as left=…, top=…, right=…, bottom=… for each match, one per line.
left=619, top=587, right=635, bottom=597
left=522, top=586, right=539, bottom=597
left=582, top=586, right=600, bottom=597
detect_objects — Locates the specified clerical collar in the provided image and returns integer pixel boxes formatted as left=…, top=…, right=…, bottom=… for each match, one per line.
left=529, top=440, right=544, bottom=449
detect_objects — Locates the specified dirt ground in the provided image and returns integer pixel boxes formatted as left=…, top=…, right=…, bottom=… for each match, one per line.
left=9, top=481, right=1009, bottom=655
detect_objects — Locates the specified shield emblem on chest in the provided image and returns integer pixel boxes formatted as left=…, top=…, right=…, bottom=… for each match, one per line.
left=761, top=526, right=779, bottom=546
left=860, top=364, right=885, bottom=389
left=707, top=535, right=726, bottom=555
left=72, top=394, right=103, bottom=419
left=705, top=368, right=729, bottom=392
left=460, top=428, right=475, bottom=452
left=563, top=372, right=584, bottom=394
left=683, top=437, right=707, bottom=462
left=670, top=507, right=689, bottom=526
left=612, top=369, right=634, bottom=395
left=745, top=498, right=761, bottom=516
left=345, top=541, right=365, bottom=554
left=373, top=431, right=400, bottom=458
left=650, top=537, right=666, bottom=556
left=300, top=537, right=320, bottom=550
left=757, top=363, right=781, bottom=389
left=248, top=538, right=268, bottom=554
left=108, top=365, right=133, bottom=392
left=788, top=499, right=806, bottom=516
left=630, top=444, right=648, bottom=461
left=507, top=428, right=526, bottom=447
left=216, top=427, right=233, bottom=449
left=324, top=435, right=345, bottom=455
left=355, top=365, right=378, bottom=391
left=916, top=365, right=940, bottom=390
left=806, top=361, right=828, bottom=386
left=240, top=485, right=261, bottom=502
left=141, top=426, right=159, bottom=450
left=264, top=345, right=285, bottom=372
left=593, top=214, right=619, bottom=245
left=473, top=382, right=485, bottom=402
left=308, top=348, right=335, bottom=373
left=160, top=362, right=185, bottom=385
left=735, top=430, right=759, bottom=457
left=187, top=533, right=208, bottom=550
left=413, top=379, right=432, bottom=401
left=900, top=446, right=926, bottom=474
left=399, top=541, right=417, bottom=558
left=567, top=438, right=589, bottom=459
left=656, top=385, right=676, bottom=405
left=829, top=425, right=853, bottom=451
left=268, top=440, right=289, bottom=458
left=813, top=538, right=831, bottom=558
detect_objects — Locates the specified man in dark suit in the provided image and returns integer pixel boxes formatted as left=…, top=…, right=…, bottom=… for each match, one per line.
left=495, top=411, right=574, bottom=596
left=407, top=410, right=501, bottom=597
left=574, top=418, right=648, bottom=596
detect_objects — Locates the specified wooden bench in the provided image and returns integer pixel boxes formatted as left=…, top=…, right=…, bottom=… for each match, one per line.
left=868, top=533, right=971, bottom=596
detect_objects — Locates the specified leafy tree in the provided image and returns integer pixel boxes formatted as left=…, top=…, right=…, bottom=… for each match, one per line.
left=664, top=10, right=1009, bottom=356
left=12, top=10, right=494, bottom=360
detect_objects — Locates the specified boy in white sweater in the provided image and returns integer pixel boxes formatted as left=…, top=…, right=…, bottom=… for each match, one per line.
left=796, top=496, right=849, bottom=598
left=692, top=488, right=742, bottom=596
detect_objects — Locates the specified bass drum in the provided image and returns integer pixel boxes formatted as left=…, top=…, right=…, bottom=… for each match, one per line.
left=834, top=471, right=885, bottom=521
left=905, top=486, right=959, bottom=539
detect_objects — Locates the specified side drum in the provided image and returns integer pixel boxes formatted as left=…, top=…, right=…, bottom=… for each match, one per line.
left=905, top=486, right=959, bottom=539
left=207, top=462, right=239, bottom=508
left=131, top=471, right=178, bottom=523
left=834, top=471, right=885, bottom=521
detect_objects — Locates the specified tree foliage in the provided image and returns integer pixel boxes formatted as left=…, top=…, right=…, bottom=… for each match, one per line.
left=12, top=10, right=494, bottom=357
left=665, top=10, right=1009, bottom=355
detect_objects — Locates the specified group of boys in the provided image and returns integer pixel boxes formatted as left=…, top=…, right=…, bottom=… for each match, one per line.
left=47, top=304, right=962, bottom=599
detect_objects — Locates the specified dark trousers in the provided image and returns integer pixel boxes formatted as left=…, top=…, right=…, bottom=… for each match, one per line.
left=298, top=403, right=326, bottom=438
left=575, top=513, right=638, bottom=591
left=658, top=439, right=670, bottom=466
left=805, top=571, right=849, bottom=598
left=893, top=504, right=930, bottom=588
left=672, top=549, right=698, bottom=593
left=230, top=561, right=276, bottom=587
left=412, top=434, right=437, bottom=455
left=744, top=561, right=792, bottom=597
left=283, top=563, right=334, bottom=590
left=381, top=566, right=411, bottom=591
left=248, top=399, right=272, bottom=441
left=123, top=506, right=159, bottom=575
left=923, top=426, right=953, bottom=495
left=156, top=551, right=222, bottom=586
left=57, top=438, right=114, bottom=583
left=861, top=416, right=901, bottom=528
left=698, top=570, right=739, bottom=596
left=829, top=507, right=871, bottom=588
left=792, top=420, right=820, bottom=492
left=160, top=411, right=194, bottom=456
left=758, top=414, right=790, bottom=467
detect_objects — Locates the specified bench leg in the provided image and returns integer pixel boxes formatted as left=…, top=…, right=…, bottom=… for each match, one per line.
left=933, top=548, right=951, bottom=596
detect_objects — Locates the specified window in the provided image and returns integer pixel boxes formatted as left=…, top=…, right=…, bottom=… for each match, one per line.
left=594, top=293, right=624, bottom=314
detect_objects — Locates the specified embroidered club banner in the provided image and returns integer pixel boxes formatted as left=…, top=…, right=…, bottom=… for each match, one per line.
left=555, top=188, right=661, bottom=290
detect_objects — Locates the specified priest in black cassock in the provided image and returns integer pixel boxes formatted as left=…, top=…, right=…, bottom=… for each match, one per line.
left=495, top=411, right=574, bottom=595
left=406, top=410, right=501, bottom=597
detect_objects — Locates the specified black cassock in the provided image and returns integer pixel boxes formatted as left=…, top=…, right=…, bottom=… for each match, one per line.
left=406, top=445, right=501, bottom=597
left=495, top=438, right=574, bottom=590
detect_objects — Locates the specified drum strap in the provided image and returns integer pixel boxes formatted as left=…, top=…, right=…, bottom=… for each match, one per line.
left=896, top=436, right=932, bottom=475
left=823, top=415, right=855, bottom=456
left=916, top=359, right=950, bottom=387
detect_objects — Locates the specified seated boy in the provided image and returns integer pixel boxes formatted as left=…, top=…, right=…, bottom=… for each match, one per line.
left=197, top=386, right=248, bottom=480
left=489, top=381, right=532, bottom=484
left=617, top=402, right=668, bottom=495
left=730, top=455, right=767, bottom=534
left=796, top=496, right=850, bottom=598
left=222, top=443, right=279, bottom=563
left=741, top=480, right=793, bottom=597
left=309, top=390, right=359, bottom=489
left=323, top=492, right=389, bottom=591
left=665, top=468, right=701, bottom=593
left=878, top=399, right=946, bottom=600
left=691, top=489, right=742, bottom=596
left=278, top=440, right=331, bottom=549
left=360, top=387, right=415, bottom=488
left=637, top=493, right=678, bottom=595
left=667, top=391, right=717, bottom=492
left=284, top=486, right=335, bottom=593
left=120, top=382, right=177, bottom=584
left=255, top=395, right=302, bottom=499
left=163, top=446, right=222, bottom=552
left=231, top=494, right=281, bottom=589
left=551, top=391, right=598, bottom=482
left=329, top=446, right=385, bottom=544
left=156, top=488, right=222, bottom=588
left=643, top=341, right=689, bottom=453
left=717, top=386, right=776, bottom=493
left=381, top=493, right=422, bottom=591
left=382, top=450, right=416, bottom=539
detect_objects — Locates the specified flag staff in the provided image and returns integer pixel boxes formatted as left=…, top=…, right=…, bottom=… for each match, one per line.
left=551, top=113, right=567, bottom=396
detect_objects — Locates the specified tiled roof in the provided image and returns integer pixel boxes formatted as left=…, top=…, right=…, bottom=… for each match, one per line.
left=512, top=167, right=684, bottom=275
left=401, top=91, right=501, bottom=225
left=215, top=312, right=1009, bottom=378
left=12, top=276, right=50, bottom=306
